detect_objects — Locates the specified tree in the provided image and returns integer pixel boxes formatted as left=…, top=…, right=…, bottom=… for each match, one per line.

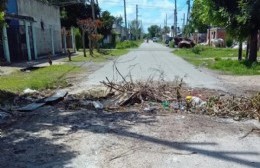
left=0, top=0, right=6, bottom=29
left=211, top=0, right=260, bottom=62
left=0, top=0, right=6, bottom=46
left=129, top=20, right=142, bottom=40
left=99, top=11, right=115, bottom=38
left=77, top=18, right=103, bottom=56
left=161, top=26, right=170, bottom=34
left=60, top=3, right=100, bottom=28
left=191, top=0, right=260, bottom=62
left=114, top=16, right=123, bottom=27
left=148, top=25, right=161, bottom=38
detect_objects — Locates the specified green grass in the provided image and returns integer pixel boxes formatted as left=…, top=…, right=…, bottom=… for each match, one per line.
left=209, top=59, right=260, bottom=75
left=67, top=49, right=129, bottom=62
left=173, top=46, right=260, bottom=75
left=0, top=64, right=79, bottom=92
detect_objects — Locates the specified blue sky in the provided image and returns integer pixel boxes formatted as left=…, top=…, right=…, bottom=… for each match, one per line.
left=98, top=0, right=192, bottom=33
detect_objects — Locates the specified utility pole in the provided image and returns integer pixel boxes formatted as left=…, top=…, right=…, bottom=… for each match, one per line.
left=166, top=13, right=168, bottom=27
left=136, top=4, right=138, bottom=39
left=187, top=0, right=191, bottom=24
left=174, top=0, right=177, bottom=37
left=182, top=13, right=185, bottom=32
left=91, top=0, right=95, bottom=21
left=123, top=0, right=128, bottom=39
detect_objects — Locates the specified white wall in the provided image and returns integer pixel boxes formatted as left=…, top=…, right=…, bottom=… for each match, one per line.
left=17, top=0, right=62, bottom=55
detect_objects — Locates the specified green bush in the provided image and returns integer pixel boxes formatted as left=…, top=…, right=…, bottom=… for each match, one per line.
left=169, top=41, right=175, bottom=48
left=214, top=57, right=222, bottom=61
left=226, top=38, right=233, bottom=48
left=116, top=40, right=139, bottom=49
left=192, top=45, right=204, bottom=54
left=75, top=33, right=82, bottom=51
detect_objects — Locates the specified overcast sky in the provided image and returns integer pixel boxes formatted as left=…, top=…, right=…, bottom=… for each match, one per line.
left=98, top=0, right=192, bottom=33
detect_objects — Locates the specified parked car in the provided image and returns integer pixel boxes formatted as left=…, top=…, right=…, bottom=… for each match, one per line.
left=174, top=37, right=195, bottom=48
left=152, top=37, right=159, bottom=42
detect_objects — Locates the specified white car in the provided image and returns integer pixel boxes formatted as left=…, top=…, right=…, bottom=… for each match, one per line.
left=152, top=37, right=159, bottom=42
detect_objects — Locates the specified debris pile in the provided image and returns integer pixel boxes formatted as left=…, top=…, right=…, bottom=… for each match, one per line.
left=205, top=94, right=260, bottom=121
left=100, top=78, right=260, bottom=121
left=101, top=77, right=185, bottom=106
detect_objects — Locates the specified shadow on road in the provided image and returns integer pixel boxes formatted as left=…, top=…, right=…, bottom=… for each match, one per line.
left=0, top=105, right=259, bottom=167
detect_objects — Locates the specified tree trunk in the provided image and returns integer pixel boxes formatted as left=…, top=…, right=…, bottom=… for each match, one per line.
left=82, top=31, right=86, bottom=57
left=238, top=41, right=242, bottom=61
left=89, top=37, right=93, bottom=57
left=248, top=29, right=258, bottom=62
left=257, top=30, right=260, bottom=51
left=246, top=37, right=250, bottom=60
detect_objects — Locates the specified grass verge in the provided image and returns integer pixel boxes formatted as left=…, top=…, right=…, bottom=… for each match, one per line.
left=67, top=49, right=129, bottom=62
left=173, top=46, right=260, bottom=75
left=0, top=64, right=79, bottom=93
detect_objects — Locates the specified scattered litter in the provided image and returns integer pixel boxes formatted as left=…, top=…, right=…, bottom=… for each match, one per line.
left=17, top=103, right=45, bottom=112
left=170, top=102, right=185, bottom=111
left=17, top=90, right=68, bottom=112
left=143, top=106, right=157, bottom=113
left=162, top=101, right=170, bottom=109
left=186, top=96, right=206, bottom=108
left=44, top=91, right=68, bottom=105
left=23, top=88, right=37, bottom=94
left=92, top=101, right=104, bottom=110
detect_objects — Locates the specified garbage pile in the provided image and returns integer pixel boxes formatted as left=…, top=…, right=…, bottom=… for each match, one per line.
left=100, top=78, right=260, bottom=121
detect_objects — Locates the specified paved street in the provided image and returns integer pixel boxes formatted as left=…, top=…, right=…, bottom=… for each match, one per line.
left=79, top=41, right=224, bottom=91
left=1, top=43, right=260, bottom=168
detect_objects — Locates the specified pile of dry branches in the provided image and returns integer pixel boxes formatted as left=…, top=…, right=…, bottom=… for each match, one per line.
left=100, top=70, right=260, bottom=121
left=101, top=76, right=184, bottom=107
left=205, top=94, right=260, bottom=120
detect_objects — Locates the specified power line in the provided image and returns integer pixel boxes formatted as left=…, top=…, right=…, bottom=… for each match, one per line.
left=99, top=1, right=175, bottom=9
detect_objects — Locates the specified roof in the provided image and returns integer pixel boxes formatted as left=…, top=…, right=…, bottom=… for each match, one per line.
left=5, top=13, right=35, bottom=22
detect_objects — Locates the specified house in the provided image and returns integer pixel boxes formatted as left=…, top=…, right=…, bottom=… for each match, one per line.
left=1, top=0, right=74, bottom=64
left=207, top=27, right=226, bottom=47
left=112, top=23, right=128, bottom=41
left=192, top=32, right=207, bottom=44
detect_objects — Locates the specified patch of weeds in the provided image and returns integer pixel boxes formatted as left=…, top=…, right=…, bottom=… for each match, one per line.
left=169, top=41, right=175, bottom=48
left=116, top=40, right=142, bottom=49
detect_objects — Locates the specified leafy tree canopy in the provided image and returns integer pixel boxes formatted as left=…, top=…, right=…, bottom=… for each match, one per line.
left=148, top=25, right=161, bottom=38
left=190, top=0, right=260, bottom=61
left=98, top=11, right=115, bottom=38
left=0, top=0, right=7, bottom=31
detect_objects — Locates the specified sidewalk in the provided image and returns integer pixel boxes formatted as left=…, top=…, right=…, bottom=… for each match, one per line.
left=0, top=52, right=78, bottom=76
